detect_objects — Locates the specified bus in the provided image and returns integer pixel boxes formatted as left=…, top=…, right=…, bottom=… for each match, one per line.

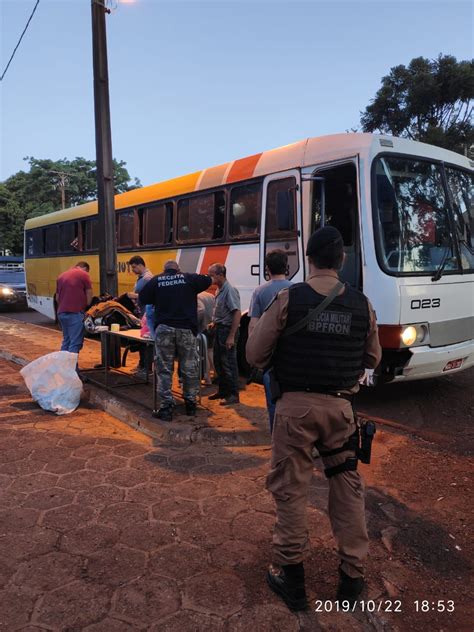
left=24, top=133, right=474, bottom=382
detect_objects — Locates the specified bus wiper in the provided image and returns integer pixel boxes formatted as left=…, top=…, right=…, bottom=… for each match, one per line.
left=431, top=245, right=452, bottom=282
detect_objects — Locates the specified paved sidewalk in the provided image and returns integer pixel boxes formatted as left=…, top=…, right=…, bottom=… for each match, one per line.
left=1, top=319, right=472, bottom=630
left=0, top=317, right=270, bottom=446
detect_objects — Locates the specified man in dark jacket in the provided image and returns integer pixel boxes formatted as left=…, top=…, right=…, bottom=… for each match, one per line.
left=247, top=227, right=381, bottom=611
left=139, top=260, right=211, bottom=421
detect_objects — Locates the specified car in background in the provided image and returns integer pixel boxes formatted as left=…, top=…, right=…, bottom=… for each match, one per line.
left=0, top=257, right=27, bottom=310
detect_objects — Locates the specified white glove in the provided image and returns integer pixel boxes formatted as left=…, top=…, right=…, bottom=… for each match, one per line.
left=359, top=368, right=375, bottom=386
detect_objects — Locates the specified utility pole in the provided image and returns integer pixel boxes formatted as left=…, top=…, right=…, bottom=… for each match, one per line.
left=91, top=0, right=117, bottom=296
left=50, top=170, right=70, bottom=209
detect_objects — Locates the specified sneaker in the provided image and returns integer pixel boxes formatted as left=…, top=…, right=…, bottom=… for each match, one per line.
left=208, top=392, right=226, bottom=400
left=152, top=406, right=173, bottom=422
left=220, top=394, right=240, bottom=405
left=185, top=400, right=197, bottom=416
left=336, top=567, right=365, bottom=606
left=266, top=563, right=309, bottom=612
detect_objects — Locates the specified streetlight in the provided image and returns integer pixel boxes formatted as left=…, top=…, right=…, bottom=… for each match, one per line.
left=91, top=0, right=117, bottom=296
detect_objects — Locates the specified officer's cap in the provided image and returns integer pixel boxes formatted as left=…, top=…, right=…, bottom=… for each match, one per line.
left=306, top=226, right=343, bottom=257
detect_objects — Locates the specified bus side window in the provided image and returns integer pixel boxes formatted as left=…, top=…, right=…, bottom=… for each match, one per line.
left=59, top=222, right=79, bottom=253
left=230, top=182, right=261, bottom=238
left=82, top=218, right=99, bottom=252
left=117, top=210, right=135, bottom=248
left=143, top=202, right=173, bottom=246
left=177, top=192, right=223, bottom=242
left=44, top=225, right=59, bottom=255
left=26, top=229, right=43, bottom=257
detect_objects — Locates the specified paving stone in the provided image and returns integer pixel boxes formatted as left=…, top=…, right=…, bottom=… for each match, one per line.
left=24, top=487, right=75, bottom=510
left=113, top=577, right=180, bottom=624
left=113, top=443, right=151, bottom=458
left=42, top=503, right=97, bottom=531
left=43, top=457, right=86, bottom=474
left=73, top=445, right=111, bottom=459
left=0, top=558, right=16, bottom=589
left=179, top=518, right=233, bottom=550
left=191, top=464, right=233, bottom=478
left=168, top=454, right=207, bottom=471
left=0, top=489, right=27, bottom=508
left=146, top=468, right=190, bottom=486
left=201, top=495, right=248, bottom=520
left=119, top=521, right=177, bottom=551
left=30, top=446, right=72, bottom=462
left=87, top=545, right=147, bottom=586
left=0, top=586, right=36, bottom=630
left=150, top=610, right=225, bottom=632
left=76, top=484, right=125, bottom=506
left=13, top=551, right=84, bottom=592
left=125, top=482, right=172, bottom=505
left=0, top=506, right=40, bottom=531
left=217, top=475, right=262, bottom=497
left=129, top=453, right=169, bottom=472
left=0, top=459, right=45, bottom=476
left=173, top=478, right=219, bottom=501
left=98, top=502, right=149, bottom=526
left=9, top=474, right=58, bottom=493
left=58, top=435, right=98, bottom=448
left=86, top=454, right=128, bottom=472
left=84, top=618, right=144, bottom=631
left=61, top=524, right=119, bottom=556
left=211, top=539, right=260, bottom=569
left=0, top=526, right=59, bottom=564
left=149, top=543, right=209, bottom=579
left=1, top=446, right=32, bottom=462
left=152, top=498, right=201, bottom=524
left=245, top=491, right=276, bottom=514
left=227, top=603, right=299, bottom=631
left=36, top=580, right=112, bottom=629
left=105, top=468, right=147, bottom=488
left=57, top=469, right=106, bottom=490
left=232, top=511, right=275, bottom=543
left=183, top=570, right=245, bottom=616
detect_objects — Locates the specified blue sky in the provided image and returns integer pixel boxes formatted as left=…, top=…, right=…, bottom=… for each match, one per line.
left=1, top=0, right=472, bottom=187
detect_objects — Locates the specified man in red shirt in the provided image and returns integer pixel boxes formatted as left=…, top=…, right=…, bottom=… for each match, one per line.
left=55, top=262, right=93, bottom=357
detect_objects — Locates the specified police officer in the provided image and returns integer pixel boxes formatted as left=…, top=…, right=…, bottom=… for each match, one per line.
left=246, top=226, right=381, bottom=611
left=139, top=260, right=212, bottom=421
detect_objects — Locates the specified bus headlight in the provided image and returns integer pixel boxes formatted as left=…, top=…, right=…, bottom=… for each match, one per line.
left=401, top=324, right=428, bottom=347
left=1, top=287, right=14, bottom=296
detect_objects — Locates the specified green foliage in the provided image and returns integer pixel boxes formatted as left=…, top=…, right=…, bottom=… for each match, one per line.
left=0, top=157, right=141, bottom=255
left=361, top=55, right=474, bottom=156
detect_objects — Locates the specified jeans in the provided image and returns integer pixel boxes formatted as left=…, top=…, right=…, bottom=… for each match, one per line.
left=213, top=325, right=239, bottom=397
left=58, top=312, right=85, bottom=354
left=263, top=370, right=276, bottom=433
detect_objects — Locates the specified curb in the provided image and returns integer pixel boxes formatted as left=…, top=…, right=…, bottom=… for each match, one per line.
left=1, top=350, right=270, bottom=447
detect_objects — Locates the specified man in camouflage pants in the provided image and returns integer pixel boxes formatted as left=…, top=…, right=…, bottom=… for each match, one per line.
left=139, top=260, right=212, bottom=421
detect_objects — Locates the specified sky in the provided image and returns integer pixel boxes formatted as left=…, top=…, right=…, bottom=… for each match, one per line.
left=0, top=0, right=473, bottom=188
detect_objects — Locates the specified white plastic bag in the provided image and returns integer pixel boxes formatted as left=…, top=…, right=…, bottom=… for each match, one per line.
left=20, top=351, right=83, bottom=415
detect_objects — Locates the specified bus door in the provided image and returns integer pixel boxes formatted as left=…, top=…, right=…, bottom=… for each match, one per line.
left=309, top=160, right=361, bottom=288
left=259, top=170, right=305, bottom=285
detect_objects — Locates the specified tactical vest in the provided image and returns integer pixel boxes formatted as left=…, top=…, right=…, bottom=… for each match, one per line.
left=274, top=282, right=370, bottom=392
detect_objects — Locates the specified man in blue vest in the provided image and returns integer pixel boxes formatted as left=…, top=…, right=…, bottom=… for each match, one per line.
left=139, top=260, right=211, bottom=422
left=247, top=226, right=381, bottom=611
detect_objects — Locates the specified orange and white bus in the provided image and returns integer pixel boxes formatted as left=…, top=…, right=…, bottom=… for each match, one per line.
left=25, top=133, right=474, bottom=382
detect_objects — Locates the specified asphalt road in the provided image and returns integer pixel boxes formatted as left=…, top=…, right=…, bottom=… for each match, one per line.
left=0, top=308, right=57, bottom=328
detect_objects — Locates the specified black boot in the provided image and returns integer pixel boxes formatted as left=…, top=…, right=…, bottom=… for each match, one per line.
left=336, top=567, right=365, bottom=606
left=152, top=405, right=173, bottom=422
left=266, top=562, right=309, bottom=612
left=185, top=400, right=196, bottom=416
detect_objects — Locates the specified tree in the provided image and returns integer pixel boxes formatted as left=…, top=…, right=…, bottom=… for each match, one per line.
left=361, top=55, right=474, bottom=156
left=0, top=157, right=141, bottom=255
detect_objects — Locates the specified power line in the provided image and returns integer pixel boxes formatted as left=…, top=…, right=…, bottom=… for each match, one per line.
left=1, top=0, right=41, bottom=82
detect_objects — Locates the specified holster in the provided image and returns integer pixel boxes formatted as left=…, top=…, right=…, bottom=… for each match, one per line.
left=267, top=367, right=281, bottom=403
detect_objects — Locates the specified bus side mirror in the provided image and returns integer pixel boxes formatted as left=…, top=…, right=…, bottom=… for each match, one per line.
left=276, top=190, right=295, bottom=231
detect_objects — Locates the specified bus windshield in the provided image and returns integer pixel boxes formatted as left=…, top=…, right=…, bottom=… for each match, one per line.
left=373, top=156, right=469, bottom=275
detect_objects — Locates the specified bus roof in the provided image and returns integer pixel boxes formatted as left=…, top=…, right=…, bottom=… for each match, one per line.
left=25, top=133, right=472, bottom=229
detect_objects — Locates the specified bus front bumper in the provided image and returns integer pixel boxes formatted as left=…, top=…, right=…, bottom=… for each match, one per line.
left=392, top=339, right=474, bottom=381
